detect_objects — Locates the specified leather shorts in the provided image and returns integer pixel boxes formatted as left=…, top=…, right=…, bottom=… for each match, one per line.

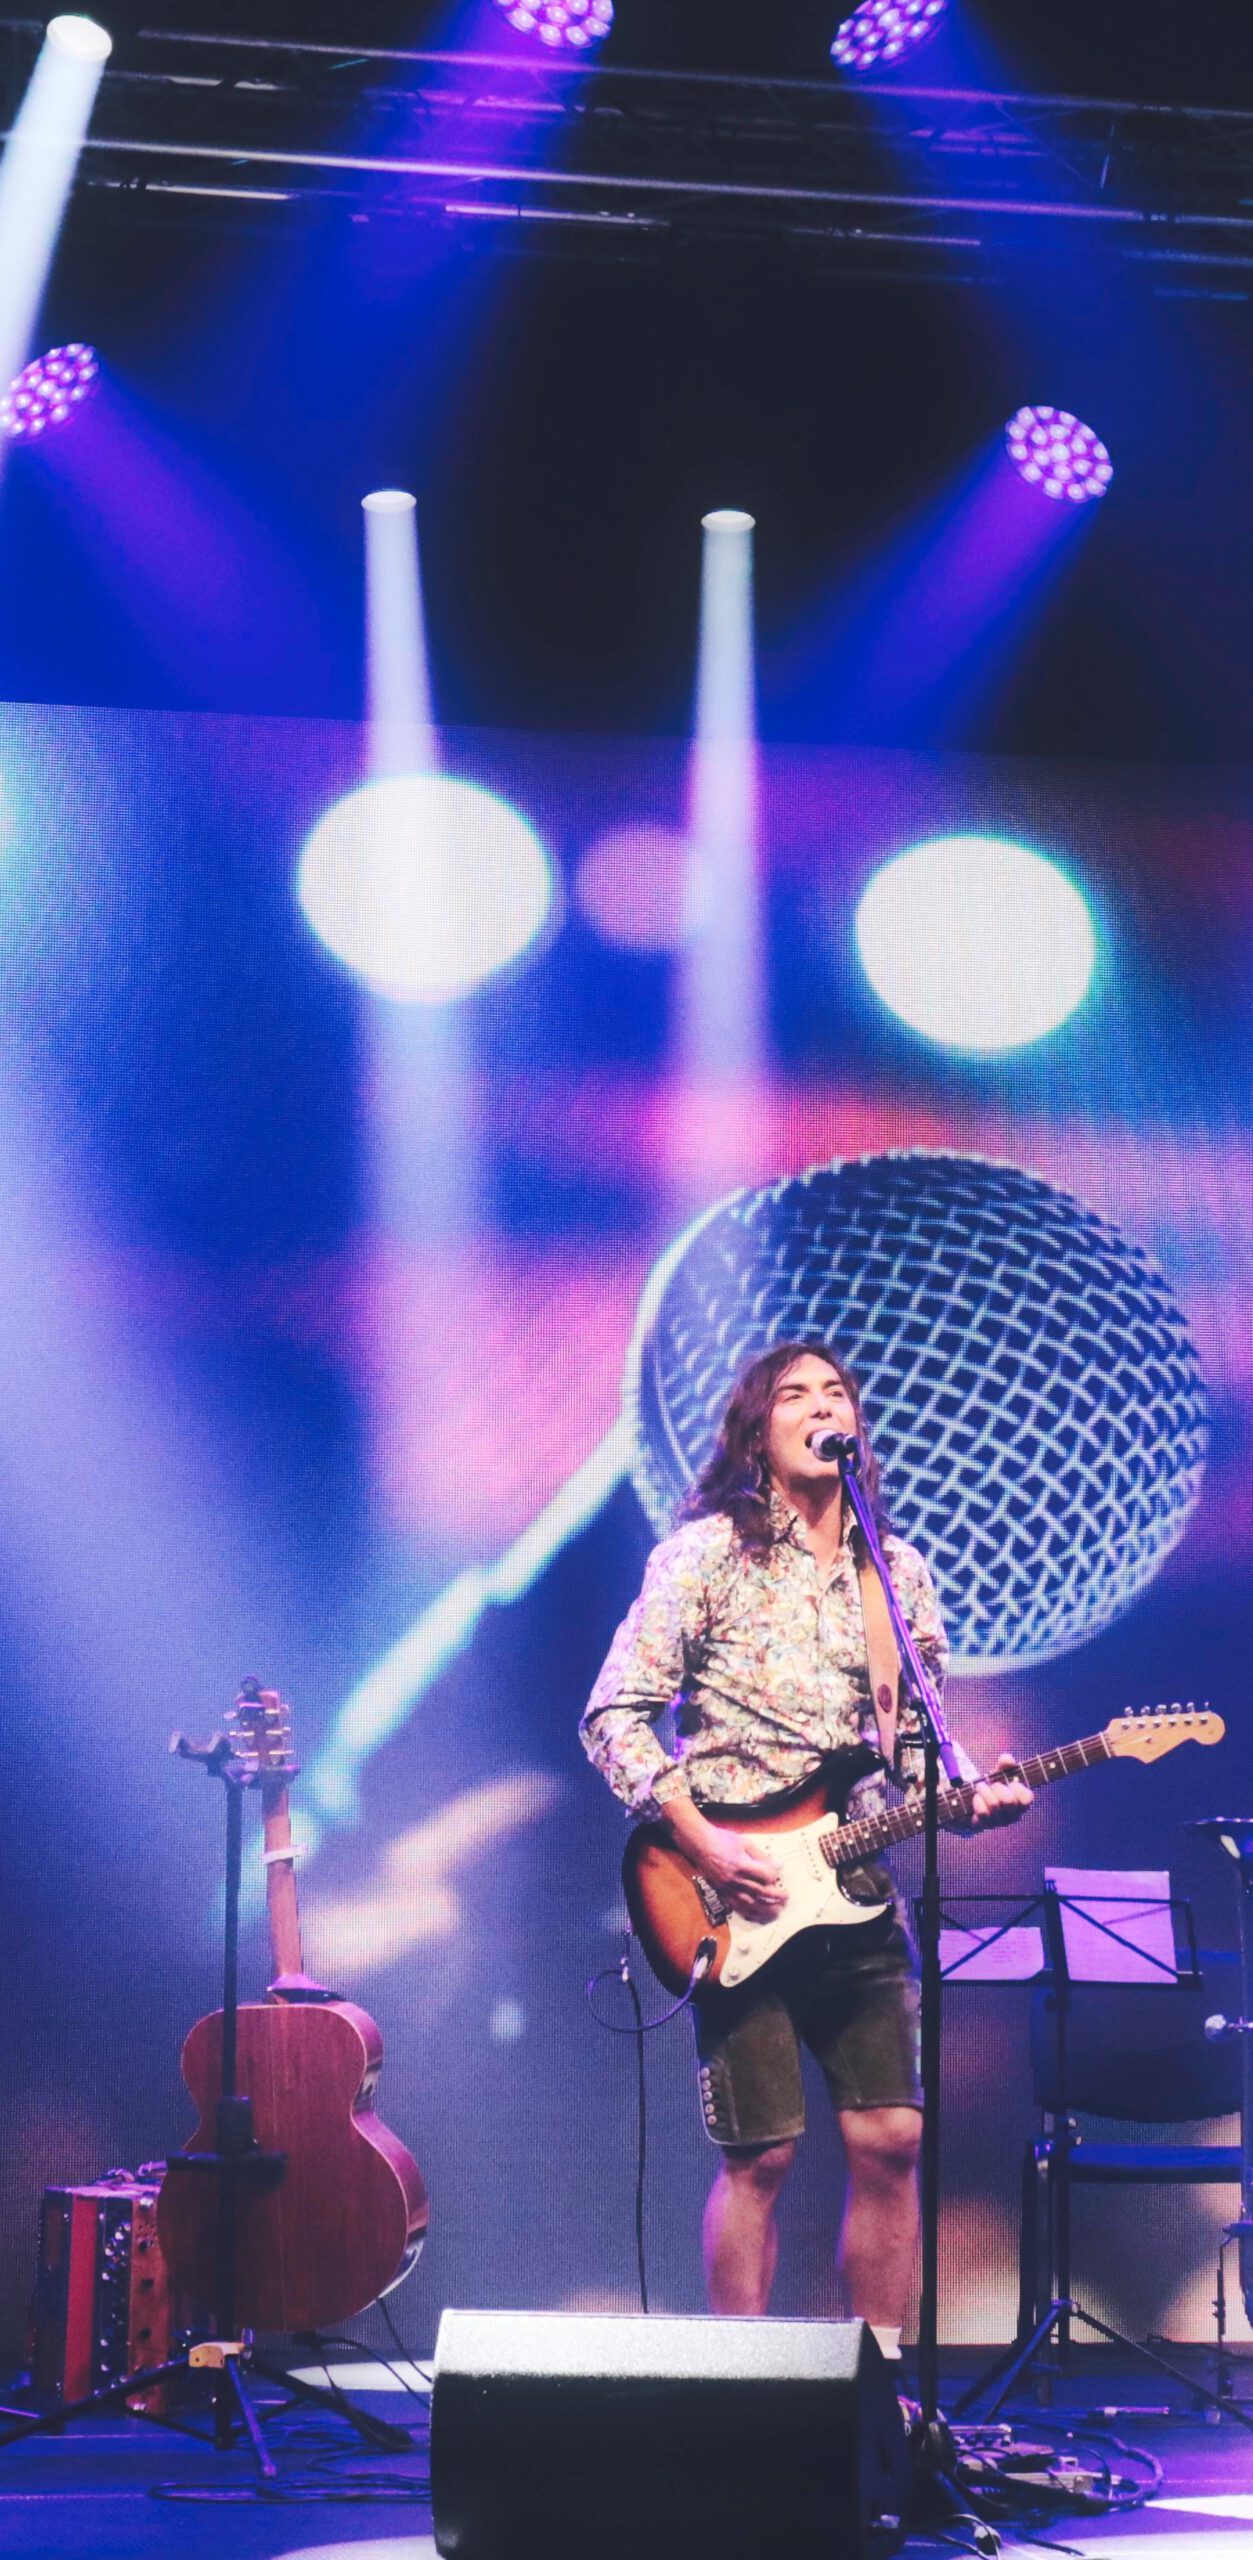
left=692, top=1911, right=922, bottom=2148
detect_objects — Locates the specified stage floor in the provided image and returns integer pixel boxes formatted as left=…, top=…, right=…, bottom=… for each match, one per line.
left=0, top=2350, right=1249, bottom=2560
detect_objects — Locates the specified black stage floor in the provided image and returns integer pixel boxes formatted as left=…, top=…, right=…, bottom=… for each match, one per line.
left=0, top=2349, right=1250, bottom=2560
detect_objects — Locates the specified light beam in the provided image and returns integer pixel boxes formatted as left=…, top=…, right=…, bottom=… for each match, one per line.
left=0, top=20, right=111, bottom=413
left=671, top=508, right=765, bottom=1150
left=362, top=487, right=434, bottom=776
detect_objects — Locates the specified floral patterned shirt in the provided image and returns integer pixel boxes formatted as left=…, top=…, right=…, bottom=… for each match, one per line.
left=580, top=1495, right=952, bottom=1822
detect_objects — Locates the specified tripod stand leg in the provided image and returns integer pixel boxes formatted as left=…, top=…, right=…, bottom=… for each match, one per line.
left=0, top=2358, right=193, bottom=2446
left=213, top=2361, right=233, bottom=2454
left=249, top=2353, right=412, bottom=2452
left=1065, top=2301, right=1253, bottom=2434
left=957, top=2295, right=1253, bottom=2433
left=952, top=2304, right=1062, bottom=2419
left=222, top=2357, right=278, bottom=2481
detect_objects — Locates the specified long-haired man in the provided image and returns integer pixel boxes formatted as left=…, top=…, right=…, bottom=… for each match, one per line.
left=581, top=1340, right=1029, bottom=2358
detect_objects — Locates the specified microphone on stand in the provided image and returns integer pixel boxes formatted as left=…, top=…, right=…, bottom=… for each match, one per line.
left=807, top=1428, right=861, bottom=1468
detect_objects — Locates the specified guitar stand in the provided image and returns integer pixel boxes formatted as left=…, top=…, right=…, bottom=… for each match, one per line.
left=0, top=2329, right=409, bottom=2473
left=0, top=1700, right=410, bottom=2477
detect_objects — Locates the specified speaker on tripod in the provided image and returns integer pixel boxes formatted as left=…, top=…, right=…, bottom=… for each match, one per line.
left=430, top=2310, right=910, bottom=2560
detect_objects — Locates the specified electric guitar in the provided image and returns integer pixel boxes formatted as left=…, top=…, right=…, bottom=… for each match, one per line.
left=622, top=1704, right=1225, bottom=1994
left=157, top=1684, right=428, bottom=2331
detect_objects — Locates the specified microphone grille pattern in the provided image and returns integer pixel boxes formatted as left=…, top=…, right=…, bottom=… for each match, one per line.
left=624, top=1150, right=1208, bottom=1672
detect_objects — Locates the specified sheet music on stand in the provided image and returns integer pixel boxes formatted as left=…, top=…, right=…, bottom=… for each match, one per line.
left=922, top=1872, right=1199, bottom=1987
left=935, top=1900, right=1046, bottom=1983
left=1044, top=1866, right=1181, bottom=1982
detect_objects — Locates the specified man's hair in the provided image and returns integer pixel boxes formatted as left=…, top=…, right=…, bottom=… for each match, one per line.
left=682, top=1339, right=887, bottom=1553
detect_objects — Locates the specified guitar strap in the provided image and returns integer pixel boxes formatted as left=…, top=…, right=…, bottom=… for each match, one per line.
left=856, top=1550, right=902, bottom=1777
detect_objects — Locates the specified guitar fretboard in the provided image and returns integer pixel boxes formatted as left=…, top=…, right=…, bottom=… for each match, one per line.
left=823, top=1731, right=1113, bottom=1871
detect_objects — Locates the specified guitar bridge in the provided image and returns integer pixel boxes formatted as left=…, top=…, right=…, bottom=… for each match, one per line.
left=694, top=1873, right=730, bottom=1927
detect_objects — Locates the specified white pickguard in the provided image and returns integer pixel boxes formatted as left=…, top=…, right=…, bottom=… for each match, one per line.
left=718, top=1817, right=888, bottom=1988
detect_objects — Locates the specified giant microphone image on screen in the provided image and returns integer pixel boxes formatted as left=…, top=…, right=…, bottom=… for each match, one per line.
left=0, top=705, right=1246, bottom=2353
left=626, top=1150, right=1209, bottom=1670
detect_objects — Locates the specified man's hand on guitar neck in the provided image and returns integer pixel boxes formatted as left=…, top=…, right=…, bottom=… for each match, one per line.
left=960, top=1751, right=1034, bottom=1830
left=661, top=1792, right=787, bottom=1923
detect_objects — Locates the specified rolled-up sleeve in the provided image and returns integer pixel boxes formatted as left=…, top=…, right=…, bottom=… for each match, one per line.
left=579, top=1525, right=713, bottom=1815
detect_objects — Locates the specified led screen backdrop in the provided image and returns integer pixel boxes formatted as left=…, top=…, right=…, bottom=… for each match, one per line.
left=0, top=700, right=1248, bottom=2348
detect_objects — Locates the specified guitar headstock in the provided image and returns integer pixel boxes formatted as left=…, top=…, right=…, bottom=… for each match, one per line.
left=225, top=1679, right=297, bottom=1784
left=1105, top=1701, right=1224, bottom=1762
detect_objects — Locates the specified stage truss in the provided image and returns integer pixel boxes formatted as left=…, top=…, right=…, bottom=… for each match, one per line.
left=0, top=20, right=1251, bottom=289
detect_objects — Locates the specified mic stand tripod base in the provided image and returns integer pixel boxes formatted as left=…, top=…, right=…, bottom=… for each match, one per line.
left=953, top=2295, right=1253, bottom=2435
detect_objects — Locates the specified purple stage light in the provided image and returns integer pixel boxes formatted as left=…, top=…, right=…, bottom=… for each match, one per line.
left=492, top=0, right=612, bottom=48
left=831, top=0, right=947, bottom=72
left=0, top=341, right=99, bottom=440
left=1005, top=406, right=1114, bottom=505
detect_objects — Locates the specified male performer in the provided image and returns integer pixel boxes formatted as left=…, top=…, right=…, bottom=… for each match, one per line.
left=580, top=1341, right=1031, bottom=2359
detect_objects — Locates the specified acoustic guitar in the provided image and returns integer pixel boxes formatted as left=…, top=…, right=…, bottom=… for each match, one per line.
left=157, top=1686, right=428, bottom=2331
left=623, top=1703, right=1225, bottom=1994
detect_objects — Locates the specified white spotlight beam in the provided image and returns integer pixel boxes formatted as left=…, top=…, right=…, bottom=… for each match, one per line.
left=357, top=484, right=468, bottom=1234
left=0, top=21, right=111, bottom=404
left=305, top=507, right=766, bottom=1843
left=362, top=487, right=435, bottom=777
left=677, top=507, right=765, bottom=1095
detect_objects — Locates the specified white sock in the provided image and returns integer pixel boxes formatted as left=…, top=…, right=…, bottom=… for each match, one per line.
left=869, top=2323, right=903, bottom=2362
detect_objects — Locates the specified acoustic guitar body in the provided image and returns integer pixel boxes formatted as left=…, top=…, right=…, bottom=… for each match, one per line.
left=157, top=1998, right=429, bottom=2332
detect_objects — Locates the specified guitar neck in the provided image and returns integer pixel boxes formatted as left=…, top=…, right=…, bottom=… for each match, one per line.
left=262, top=1781, right=305, bottom=1980
left=831, top=1730, right=1113, bottom=1869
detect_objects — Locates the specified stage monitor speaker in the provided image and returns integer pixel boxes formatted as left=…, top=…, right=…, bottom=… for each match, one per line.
left=430, top=2309, right=910, bottom=2560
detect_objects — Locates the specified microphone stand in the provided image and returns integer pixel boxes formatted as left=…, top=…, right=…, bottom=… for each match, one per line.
left=836, top=1441, right=962, bottom=2444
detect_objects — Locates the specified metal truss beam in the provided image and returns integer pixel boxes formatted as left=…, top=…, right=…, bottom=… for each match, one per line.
left=1, top=21, right=1251, bottom=288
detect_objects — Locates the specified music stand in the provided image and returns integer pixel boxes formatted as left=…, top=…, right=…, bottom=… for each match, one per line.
left=949, top=1877, right=1250, bottom=2427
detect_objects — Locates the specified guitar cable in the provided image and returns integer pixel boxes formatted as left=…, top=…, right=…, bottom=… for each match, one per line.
left=309, top=2322, right=433, bottom=2411
left=585, top=1936, right=716, bottom=2314
left=585, top=1935, right=717, bottom=2036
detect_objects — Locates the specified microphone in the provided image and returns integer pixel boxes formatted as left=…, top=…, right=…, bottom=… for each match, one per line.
left=808, top=1428, right=860, bottom=1467
left=1205, top=2014, right=1250, bottom=2041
